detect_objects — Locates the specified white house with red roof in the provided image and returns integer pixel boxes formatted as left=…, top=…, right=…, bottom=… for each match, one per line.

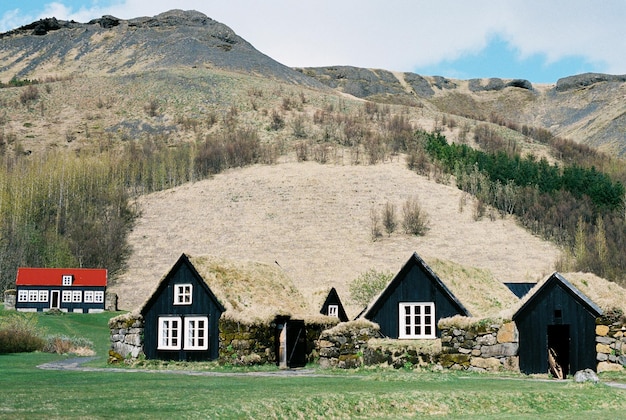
left=15, top=267, right=108, bottom=313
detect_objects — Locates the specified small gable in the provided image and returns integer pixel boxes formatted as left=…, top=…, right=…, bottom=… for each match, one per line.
left=319, top=287, right=349, bottom=322
left=504, top=282, right=536, bottom=299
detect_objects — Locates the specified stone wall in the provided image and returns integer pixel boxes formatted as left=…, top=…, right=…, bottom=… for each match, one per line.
left=108, top=312, right=144, bottom=362
left=595, top=322, right=626, bottom=372
left=3, top=289, right=16, bottom=310
left=439, top=321, right=519, bottom=372
left=219, top=318, right=276, bottom=365
left=316, top=320, right=380, bottom=368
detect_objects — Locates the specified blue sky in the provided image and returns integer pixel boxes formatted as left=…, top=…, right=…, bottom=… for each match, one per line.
left=1, top=1, right=624, bottom=83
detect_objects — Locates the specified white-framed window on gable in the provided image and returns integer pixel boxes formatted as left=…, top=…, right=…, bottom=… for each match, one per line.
left=174, top=284, right=192, bottom=305
left=94, top=291, right=104, bottom=303
left=399, top=302, right=436, bottom=339
left=62, top=275, right=73, bottom=286
left=328, top=304, right=339, bottom=318
left=185, top=316, right=209, bottom=350
left=158, top=317, right=182, bottom=350
left=84, top=291, right=94, bottom=303
left=18, top=290, right=28, bottom=302
left=28, top=290, right=39, bottom=302
left=62, top=290, right=72, bottom=303
left=38, top=290, right=49, bottom=302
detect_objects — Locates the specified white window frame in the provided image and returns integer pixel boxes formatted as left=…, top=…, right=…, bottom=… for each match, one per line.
left=184, top=316, right=209, bottom=350
left=72, top=290, right=82, bottom=303
left=28, top=290, right=39, bottom=302
left=62, top=275, right=73, bottom=286
left=18, top=290, right=28, bottom=302
left=94, top=291, right=104, bottom=303
left=328, top=304, right=339, bottom=318
left=38, top=290, right=49, bottom=302
left=158, top=316, right=182, bottom=350
left=174, top=284, right=193, bottom=305
left=62, top=290, right=72, bottom=303
left=399, top=302, right=436, bottom=339
left=84, top=291, right=94, bottom=303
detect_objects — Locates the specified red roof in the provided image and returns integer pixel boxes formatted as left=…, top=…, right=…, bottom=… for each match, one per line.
left=16, top=268, right=107, bottom=287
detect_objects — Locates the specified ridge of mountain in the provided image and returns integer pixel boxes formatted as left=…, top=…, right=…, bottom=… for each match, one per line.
left=0, top=9, right=324, bottom=88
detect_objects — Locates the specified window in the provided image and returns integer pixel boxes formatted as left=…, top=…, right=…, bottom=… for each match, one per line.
left=28, top=290, right=39, bottom=302
left=62, top=291, right=72, bottom=303
left=327, top=304, right=339, bottom=318
left=38, top=290, right=49, bottom=302
left=84, top=291, right=94, bottom=303
left=62, top=275, right=73, bottom=286
left=18, top=290, right=28, bottom=302
left=158, top=317, right=182, bottom=350
left=185, top=317, right=209, bottom=350
left=174, top=284, right=192, bottom=305
left=72, top=291, right=82, bottom=303
left=399, top=302, right=436, bottom=339
left=94, top=291, right=104, bottom=303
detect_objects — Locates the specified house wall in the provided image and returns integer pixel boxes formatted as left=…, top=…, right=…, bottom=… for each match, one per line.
left=367, top=265, right=466, bottom=339
left=142, top=263, right=222, bottom=361
left=15, top=285, right=107, bottom=313
left=514, top=282, right=598, bottom=375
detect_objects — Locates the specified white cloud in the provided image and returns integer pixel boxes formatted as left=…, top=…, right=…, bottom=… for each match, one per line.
left=1, top=0, right=624, bottom=75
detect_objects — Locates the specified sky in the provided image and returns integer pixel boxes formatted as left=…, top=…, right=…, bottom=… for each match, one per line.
left=1, top=1, right=625, bottom=83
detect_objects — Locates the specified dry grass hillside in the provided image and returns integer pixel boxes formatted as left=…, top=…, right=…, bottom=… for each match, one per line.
left=113, top=155, right=561, bottom=317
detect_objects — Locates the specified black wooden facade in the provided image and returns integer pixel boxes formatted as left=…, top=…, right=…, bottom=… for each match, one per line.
left=319, top=287, right=349, bottom=322
left=361, top=252, right=470, bottom=339
left=141, top=254, right=225, bottom=361
left=512, top=272, right=602, bottom=377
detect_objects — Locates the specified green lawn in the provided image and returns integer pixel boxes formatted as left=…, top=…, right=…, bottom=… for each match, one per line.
left=2, top=307, right=626, bottom=419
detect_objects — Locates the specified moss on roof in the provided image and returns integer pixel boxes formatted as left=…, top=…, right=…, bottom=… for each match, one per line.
left=428, top=258, right=519, bottom=318
left=188, top=255, right=313, bottom=324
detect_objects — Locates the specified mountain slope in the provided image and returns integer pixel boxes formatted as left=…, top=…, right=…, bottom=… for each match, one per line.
left=113, top=158, right=561, bottom=314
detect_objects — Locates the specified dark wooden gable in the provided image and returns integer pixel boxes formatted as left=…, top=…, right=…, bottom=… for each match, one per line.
left=141, top=253, right=225, bottom=361
left=512, top=272, right=602, bottom=376
left=504, top=282, right=536, bottom=299
left=319, top=287, right=349, bottom=322
left=361, top=252, right=470, bottom=339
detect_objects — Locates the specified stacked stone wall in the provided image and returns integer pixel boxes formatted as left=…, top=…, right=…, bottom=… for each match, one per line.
left=595, top=322, right=626, bottom=372
left=316, top=321, right=380, bottom=368
left=439, top=321, right=519, bottom=371
left=3, top=289, right=16, bottom=310
left=109, top=313, right=144, bottom=362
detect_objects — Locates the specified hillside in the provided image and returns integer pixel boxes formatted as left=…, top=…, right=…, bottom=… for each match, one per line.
left=113, top=157, right=561, bottom=315
left=0, top=9, right=622, bottom=311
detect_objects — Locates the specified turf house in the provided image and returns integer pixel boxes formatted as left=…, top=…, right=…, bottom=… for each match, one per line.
left=358, top=252, right=471, bottom=339
left=13, top=267, right=108, bottom=313
left=109, top=253, right=337, bottom=365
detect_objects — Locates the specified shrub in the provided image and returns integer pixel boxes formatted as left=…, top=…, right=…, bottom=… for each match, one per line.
left=0, top=313, right=45, bottom=353
left=382, top=201, right=397, bottom=236
left=349, top=269, right=394, bottom=307
left=369, top=207, right=382, bottom=241
left=402, top=196, right=429, bottom=235
left=19, top=85, right=39, bottom=105
left=43, top=334, right=94, bottom=355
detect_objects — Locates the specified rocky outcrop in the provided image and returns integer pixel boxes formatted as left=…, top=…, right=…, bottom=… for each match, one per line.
left=556, top=73, right=626, bottom=92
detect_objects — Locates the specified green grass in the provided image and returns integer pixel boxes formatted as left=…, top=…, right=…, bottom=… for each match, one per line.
left=2, top=306, right=626, bottom=418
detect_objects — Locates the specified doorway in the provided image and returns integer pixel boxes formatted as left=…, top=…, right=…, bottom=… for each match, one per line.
left=50, top=290, right=60, bottom=309
left=275, top=317, right=307, bottom=369
left=547, top=324, right=570, bottom=378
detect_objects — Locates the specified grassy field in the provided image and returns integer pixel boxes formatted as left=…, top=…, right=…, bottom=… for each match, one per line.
left=2, top=307, right=626, bottom=419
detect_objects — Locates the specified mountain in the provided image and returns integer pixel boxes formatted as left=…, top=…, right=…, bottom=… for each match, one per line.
left=0, top=9, right=322, bottom=87
left=0, top=10, right=624, bottom=310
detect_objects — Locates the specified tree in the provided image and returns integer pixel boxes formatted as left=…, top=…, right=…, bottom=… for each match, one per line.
left=349, top=269, right=393, bottom=307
